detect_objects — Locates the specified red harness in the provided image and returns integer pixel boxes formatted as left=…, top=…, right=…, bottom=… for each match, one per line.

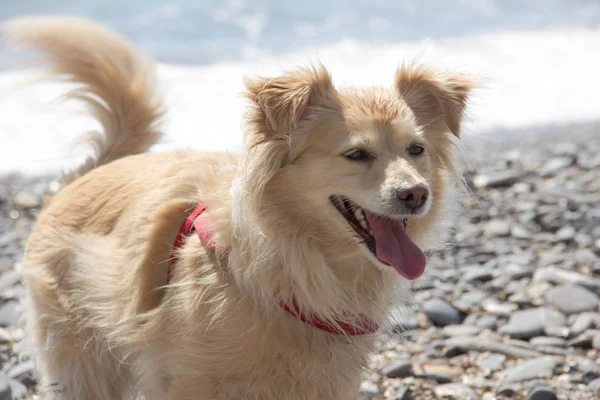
left=167, top=204, right=379, bottom=336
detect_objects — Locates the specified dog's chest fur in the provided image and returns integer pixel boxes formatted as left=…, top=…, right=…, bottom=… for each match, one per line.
left=154, top=239, right=374, bottom=399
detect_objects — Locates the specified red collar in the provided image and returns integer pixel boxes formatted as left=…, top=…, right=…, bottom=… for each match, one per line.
left=168, top=204, right=379, bottom=336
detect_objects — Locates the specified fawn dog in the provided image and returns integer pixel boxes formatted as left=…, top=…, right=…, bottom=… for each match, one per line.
left=5, top=15, right=474, bottom=400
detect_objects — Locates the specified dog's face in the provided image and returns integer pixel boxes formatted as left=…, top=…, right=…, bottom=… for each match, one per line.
left=242, top=65, right=473, bottom=279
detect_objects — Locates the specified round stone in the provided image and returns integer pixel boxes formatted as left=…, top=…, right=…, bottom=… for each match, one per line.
left=423, top=298, right=463, bottom=326
left=527, top=385, right=557, bottom=400
left=545, top=284, right=598, bottom=315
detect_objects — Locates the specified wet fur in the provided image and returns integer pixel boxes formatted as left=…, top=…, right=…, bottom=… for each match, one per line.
left=6, top=16, right=475, bottom=400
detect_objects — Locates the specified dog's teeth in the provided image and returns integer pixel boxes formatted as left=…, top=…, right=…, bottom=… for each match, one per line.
left=356, top=207, right=366, bottom=220
left=354, top=207, right=364, bottom=221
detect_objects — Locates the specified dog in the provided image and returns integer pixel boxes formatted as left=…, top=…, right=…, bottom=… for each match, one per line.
left=6, top=16, right=474, bottom=400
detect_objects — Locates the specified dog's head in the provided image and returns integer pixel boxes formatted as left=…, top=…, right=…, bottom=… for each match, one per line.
left=238, top=63, right=473, bottom=280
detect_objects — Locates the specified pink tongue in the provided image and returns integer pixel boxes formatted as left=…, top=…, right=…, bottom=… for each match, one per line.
left=365, top=213, right=426, bottom=280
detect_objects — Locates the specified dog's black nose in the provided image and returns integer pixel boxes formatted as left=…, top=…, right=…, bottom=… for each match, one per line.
left=396, top=184, right=429, bottom=209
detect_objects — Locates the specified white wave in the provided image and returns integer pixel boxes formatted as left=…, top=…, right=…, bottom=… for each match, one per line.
left=1, top=27, right=599, bottom=175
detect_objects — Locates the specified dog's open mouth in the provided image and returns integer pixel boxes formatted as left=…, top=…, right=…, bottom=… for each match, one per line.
left=330, top=195, right=426, bottom=280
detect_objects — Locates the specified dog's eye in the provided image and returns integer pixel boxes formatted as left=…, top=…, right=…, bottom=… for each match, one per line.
left=343, top=149, right=372, bottom=162
left=408, top=144, right=425, bottom=156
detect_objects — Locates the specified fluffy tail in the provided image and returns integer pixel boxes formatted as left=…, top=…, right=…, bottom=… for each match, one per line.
left=3, top=16, right=165, bottom=185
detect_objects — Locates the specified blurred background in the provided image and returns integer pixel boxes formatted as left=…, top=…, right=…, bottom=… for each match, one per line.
left=2, top=0, right=600, bottom=64
left=1, top=0, right=600, bottom=174
left=1, top=2, right=600, bottom=400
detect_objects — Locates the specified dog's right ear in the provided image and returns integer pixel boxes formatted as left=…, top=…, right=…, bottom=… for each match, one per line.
left=244, top=64, right=333, bottom=136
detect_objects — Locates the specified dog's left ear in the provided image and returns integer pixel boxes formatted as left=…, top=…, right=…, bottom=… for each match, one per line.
left=245, top=64, right=333, bottom=136
left=396, top=65, right=475, bottom=137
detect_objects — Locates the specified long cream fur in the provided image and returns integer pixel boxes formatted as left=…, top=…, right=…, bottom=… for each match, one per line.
left=6, top=16, right=475, bottom=400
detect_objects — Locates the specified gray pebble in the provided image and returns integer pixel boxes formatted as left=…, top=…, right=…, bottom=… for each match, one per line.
left=502, top=358, right=558, bottom=383
left=505, top=281, right=526, bottom=296
left=412, top=276, right=435, bottom=291
left=423, top=298, right=463, bottom=326
left=434, top=383, right=477, bottom=400
left=508, top=292, right=534, bottom=309
left=589, top=378, right=600, bottom=394
left=496, top=383, right=519, bottom=397
left=359, top=381, right=379, bottom=398
left=579, top=360, right=600, bottom=375
left=593, top=334, right=600, bottom=350
left=8, top=379, right=26, bottom=399
left=462, top=314, right=479, bottom=326
left=393, top=318, right=421, bottom=332
left=389, top=385, right=412, bottom=400
left=0, top=302, right=21, bottom=327
left=507, top=252, right=536, bottom=266
left=573, top=248, right=598, bottom=267
left=7, top=361, right=34, bottom=379
left=499, top=308, right=565, bottom=339
left=504, top=264, right=534, bottom=280
left=453, top=290, right=488, bottom=312
left=13, top=191, right=40, bottom=209
left=415, top=373, right=453, bottom=384
left=544, top=324, right=570, bottom=339
left=527, top=385, right=557, bottom=400
left=1, top=284, right=27, bottom=301
left=533, top=266, right=600, bottom=293
left=0, top=271, right=22, bottom=289
left=473, top=170, right=524, bottom=189
left=384, top=361, right=413, bottom=378
left=475, top=314, right=498, bottom=329
left=593, top=260, right=600, bottom=275
left=529, top=337, right=566, bottom=348
left=512, top=182, right=531, bottom=193
left=454, top=225, right=480, bottom=243
left=393, top=310, right=421, bottom=332
left=441, top=324, right=482, bottom=337
left=511, top=224, right=531, bottom=239
left=483, top=220, right=511, bottom=238
left=0, top=331, right=10, bottom=345
left=499, top=308, right=546, bottom=339
left=567, top=330, right=599, bottom=348
left=0, top=373, right=10, bottom=400
left=460, top=266, right=494, bottom=283
left=482, top=298, right=517, bottom=316
left=545, top=284, right=598, bottom=315
left=574, top=233, right=593, bottom=247
left=539, top=156, right=574, bottom=177
left=535, top=346, right=567, bottom=356
left=579, top=153, right=600, bottom=170
left=538, top=253, right=567, bottom=267
left=486, top=275, right=511, bottom=293
left=544, top=308, right=568, bottom=336
left=552, top=142, right=578, bottom=157
left=476, top=353, right=506, bottom=372
left=582, top=369, right=600, bottom=385
left=515, top=201, right=538, bottom=213
left=570, top=313, right=597, bottom=336
left=445, top=336, right=542, bottom=358
left=0, top=230, right=27, bottom=249
left=553, top=225, right=576, bottom=243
